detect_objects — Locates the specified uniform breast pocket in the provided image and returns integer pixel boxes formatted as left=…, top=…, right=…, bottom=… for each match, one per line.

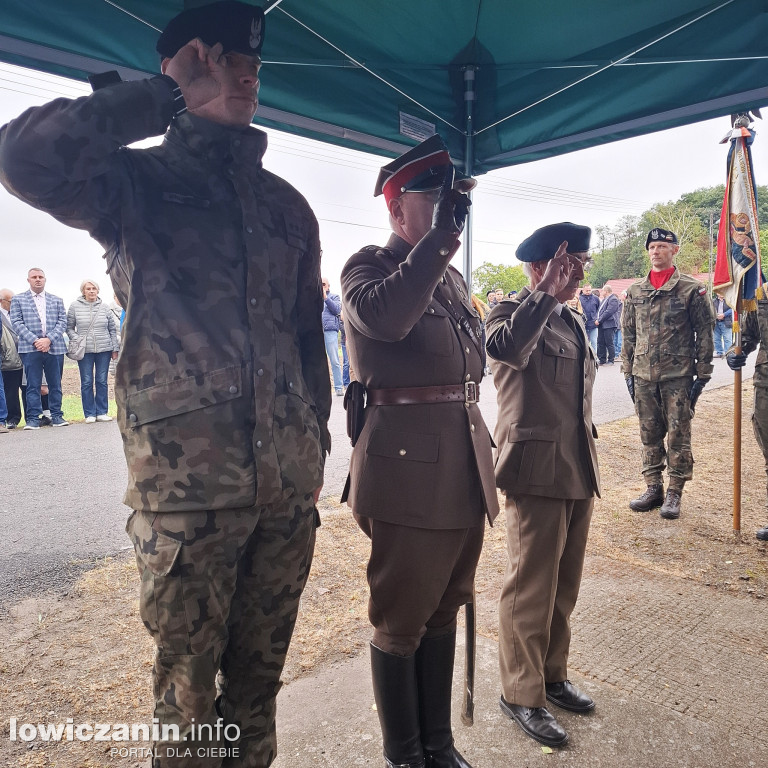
left=541, top=337, right=578, bottom=385
left=408, top=311, right=455, bottom=357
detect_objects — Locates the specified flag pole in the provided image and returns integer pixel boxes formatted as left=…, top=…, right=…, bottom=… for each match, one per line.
left=733, top=295, right=742, bottom=533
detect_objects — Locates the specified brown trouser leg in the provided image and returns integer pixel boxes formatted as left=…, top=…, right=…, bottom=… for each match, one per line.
left=499, top=494, right=593, bottom=708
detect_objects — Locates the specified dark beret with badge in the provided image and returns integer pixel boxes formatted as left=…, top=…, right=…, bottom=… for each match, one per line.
left=374, top=134, right=476, bottom=205
left=515, top=222, right=591, bottom=262
left=157, top=0, right=265, bottom=59
left=645, top=228, right=678, bottom=249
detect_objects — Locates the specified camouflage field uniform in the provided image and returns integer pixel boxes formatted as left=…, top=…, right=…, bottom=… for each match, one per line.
left=0, top=78, right=331, bottom=767
left=621, top=269, right=714, bottom=490
left=736, top=301, right=768, bottom=494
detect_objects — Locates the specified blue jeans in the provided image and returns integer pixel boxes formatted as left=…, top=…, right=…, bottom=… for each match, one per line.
left=324, top=329, right=343, bottom=392
left=714, top=321, right=732, bottom=355
left=78, top=351, right=112, bottom=417
left=21, top=351, right=64, bottom=421
left=614, top=328, right=622, bottom=356
left=0, top=368, right=7, bottom=422
left=586, top=326, right=598, bottom=353
left=341, top=339, right=350, bottom=387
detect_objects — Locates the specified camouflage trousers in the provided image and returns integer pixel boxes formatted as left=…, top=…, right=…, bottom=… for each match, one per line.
left=634, top=376, right=694, bottom=491
left=752, top=384, right=768, bottom=497
left=126, top=494, right=317, bottom=768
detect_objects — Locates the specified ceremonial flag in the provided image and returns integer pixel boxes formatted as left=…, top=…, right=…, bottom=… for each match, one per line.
left=713, top=122, right=761, bottom=310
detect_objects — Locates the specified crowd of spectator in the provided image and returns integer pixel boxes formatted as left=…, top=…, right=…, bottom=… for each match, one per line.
left=0, top=270, right=122, bottom=432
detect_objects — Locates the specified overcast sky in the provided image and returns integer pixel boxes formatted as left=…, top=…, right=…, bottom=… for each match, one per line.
left=0, top=61, right=765, bottom=304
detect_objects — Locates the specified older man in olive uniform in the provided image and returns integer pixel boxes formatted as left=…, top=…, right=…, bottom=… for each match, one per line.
left=622, top=228, right=714, bottom=520
left=0, top=4, right=330, bottom=766
left=727, top=299, right=768, bottom=540
left=341, top=135, right=499, bottom=768
left=486, top=223, right=600, bottom=749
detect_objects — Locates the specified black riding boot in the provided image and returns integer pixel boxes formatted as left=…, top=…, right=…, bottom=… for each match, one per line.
left=370, top=643, right=426, bottom=768
left=415, top=632, right=472, bottom=768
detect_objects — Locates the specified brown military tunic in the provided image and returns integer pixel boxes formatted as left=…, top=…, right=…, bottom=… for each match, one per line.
left=341, top=231, right=498, bottom=653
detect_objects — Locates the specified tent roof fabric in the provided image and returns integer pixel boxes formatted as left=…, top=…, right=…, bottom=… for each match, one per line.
left=2, top=0, right=767, bottom=174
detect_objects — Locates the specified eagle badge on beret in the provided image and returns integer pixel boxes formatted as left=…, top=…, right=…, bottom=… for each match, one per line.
left=250, top=16, right=262, bottom=49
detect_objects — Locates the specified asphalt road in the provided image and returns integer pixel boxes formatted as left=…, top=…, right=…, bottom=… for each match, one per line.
left=0, top=355, right=754, bottom=609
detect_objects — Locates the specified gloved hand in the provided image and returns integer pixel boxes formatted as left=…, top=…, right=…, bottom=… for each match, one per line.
left=625, top=376, right=635, bottom=403
left=726, top=351, right=747, bottom=370
left=688, top=377, right=708, bottom=412
left=432, top=165, right=471, bottom=235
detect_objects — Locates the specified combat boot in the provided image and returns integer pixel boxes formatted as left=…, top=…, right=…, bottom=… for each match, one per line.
left=660, top=489, right=682, bottom=519
left=415, top=632, right=472, bottom=768
left=629, top=484, right=664, bottom=512
left=370, top=643, right=425, bottom=768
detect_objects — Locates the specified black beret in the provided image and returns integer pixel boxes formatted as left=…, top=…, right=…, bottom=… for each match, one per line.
left=515, top=222, right=591, bottom=263
left=157, top=1, right=265, bottom=59
left=645, top=228, right=678, bottom=249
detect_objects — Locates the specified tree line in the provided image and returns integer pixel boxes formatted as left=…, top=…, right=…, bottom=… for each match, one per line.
left=473, top=184, right=768, bottom=296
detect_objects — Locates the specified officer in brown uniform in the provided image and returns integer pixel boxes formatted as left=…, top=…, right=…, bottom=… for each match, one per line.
left=622, top=229, right=714, bottom=520
left=0, top=4, right=330, bottom=767
left=726, top=298, right=768, bottom=540
left=485, top=223, right=600, bottom=748
left=341, top=135, right=499, bottom=768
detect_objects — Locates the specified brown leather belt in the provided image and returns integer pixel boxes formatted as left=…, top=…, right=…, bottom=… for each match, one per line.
left=367, top=382, right=479, bottom=406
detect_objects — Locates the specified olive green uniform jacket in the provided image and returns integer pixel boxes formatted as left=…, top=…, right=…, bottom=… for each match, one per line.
left=340, top=232, right=499, bottom=529
left=621, top=269, right=715, bottom=382
left=486, top=289, right=601, bottom=500
left=0, top=77, right=331, bottom=512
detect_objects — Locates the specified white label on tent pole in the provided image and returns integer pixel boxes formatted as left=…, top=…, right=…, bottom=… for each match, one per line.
left=399, top=112, right=436, bottom=142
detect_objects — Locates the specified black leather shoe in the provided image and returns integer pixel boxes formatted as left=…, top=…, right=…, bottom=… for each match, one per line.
left=660, top=489, right=682, bottom=519
left=499, top=696, right=567, bottom=748
left=629, top=484, right=664, bottom=512
left=756, top=525, right=768, bottom=541
left=545, top=680, right=595, bottom=713
left=424, top=745, right=471, bottom=768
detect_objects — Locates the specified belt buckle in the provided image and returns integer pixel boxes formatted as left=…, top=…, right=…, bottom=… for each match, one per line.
left=464, top=381, right=478, bottom=404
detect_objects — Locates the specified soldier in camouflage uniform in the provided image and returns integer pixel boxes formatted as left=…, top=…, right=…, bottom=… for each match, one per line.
left=726, top=300, right=768, bottom=540
left=622, top=228, right=714, bottom=520
left=0, top=3, right=331, bottom=767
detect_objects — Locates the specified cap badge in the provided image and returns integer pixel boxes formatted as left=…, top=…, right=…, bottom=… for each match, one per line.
left=250, top=17, right=262, bottom=49
left=651, top=229, right=659, bottom=240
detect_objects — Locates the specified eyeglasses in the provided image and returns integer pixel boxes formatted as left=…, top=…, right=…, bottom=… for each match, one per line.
left=566, top=253, right=593, bottom=271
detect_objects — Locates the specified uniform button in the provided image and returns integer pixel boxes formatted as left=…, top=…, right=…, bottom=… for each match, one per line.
left=560, top=347, right=565, bottom=353
left=439, top=247, right=450, bottom=256
left=457, top=322, right=462, bottom=330
left=429, top=307, right=435, bottom=314
left=256, top=440, right=263, bottom=448
left=399, top=449, right=407, bottom=456
left=470, top=424, right=476, bottom=432
left=250, top=297, right=258, bottom=306
left=465, top=373, right=471, bottom=381
left=227, top=168, right=235, bottom=176
left=257, top=368, right=264, bottom=376
left=465, top=346, right=470, bottom=354
left=128, top=413, right=137, bottom=423
left=288, top=381, right=293, bottom=389
left=447, top=299, right=452, bottom=304
left=246, top=226, right=253, bottom=234
left=229, top=385, right=238, bottom=394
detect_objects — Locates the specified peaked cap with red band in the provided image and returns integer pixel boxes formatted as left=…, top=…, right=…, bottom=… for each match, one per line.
left=374, top=134, right=476, bottom=205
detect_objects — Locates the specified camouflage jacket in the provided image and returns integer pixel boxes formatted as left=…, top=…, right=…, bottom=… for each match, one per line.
left=621, top=268, right=714, bottom=382
left=0, top=77, right=331, bottom=512
left=737, top=300, right=768, bottom=387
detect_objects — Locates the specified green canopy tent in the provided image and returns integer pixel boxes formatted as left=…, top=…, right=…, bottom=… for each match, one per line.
left=1, top=0, right=768, bottom=276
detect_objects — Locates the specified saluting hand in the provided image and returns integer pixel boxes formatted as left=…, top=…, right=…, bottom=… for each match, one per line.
left=432, top=165, right=471, bottom=235
left=164, top=38, right=225, bottom=112
left=536, top=242, right=574, bottom=298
